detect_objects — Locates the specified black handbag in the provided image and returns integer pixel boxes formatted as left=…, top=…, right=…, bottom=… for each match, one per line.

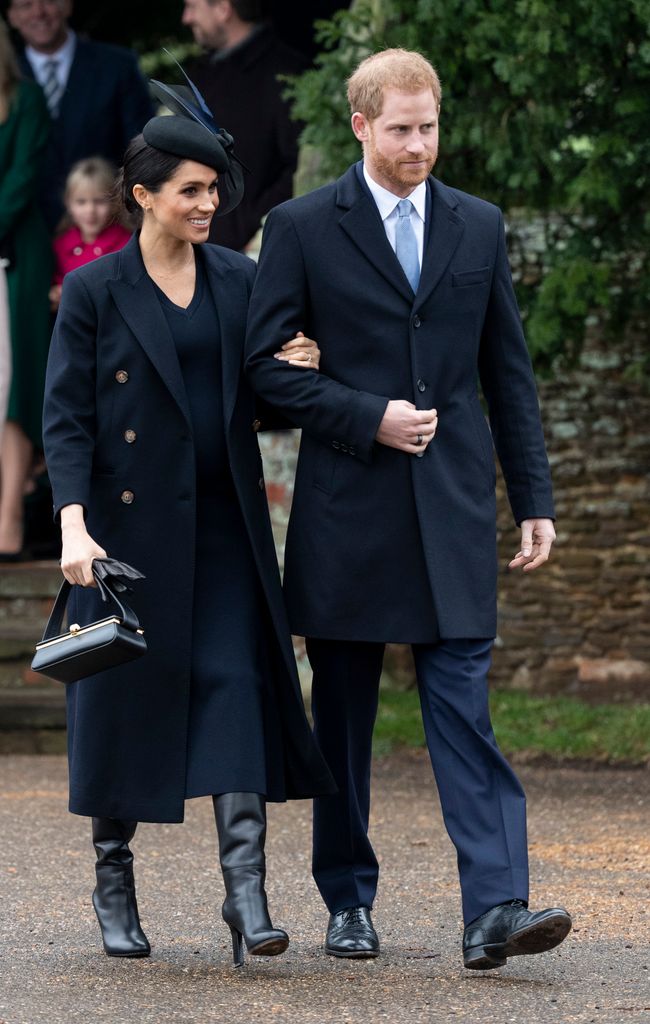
left=31, top=560, right=147, bottom=684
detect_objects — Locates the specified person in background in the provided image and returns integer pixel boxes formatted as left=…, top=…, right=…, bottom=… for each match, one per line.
left=0, top=257, right=10, bottom=446
left=49, top=156, right=132, bottom=311
left=0, top=15, right=52, bottom=560
left=7, top=0, right=154, bottom=231
left=182, top=0, right=307, bottom=252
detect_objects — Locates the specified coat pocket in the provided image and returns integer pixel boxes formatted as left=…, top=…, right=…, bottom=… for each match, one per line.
left=452, top=267, right=490, bottom=288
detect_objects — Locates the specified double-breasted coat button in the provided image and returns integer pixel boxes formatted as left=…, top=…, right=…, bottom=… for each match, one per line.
left=121, top=490, right=135, bottom=504
left=115, top=369, right=129, bottom=384
left=417, top=379, right=426, bottom=392
left=258, top=477, right=265, bottom=491
left=251, top=419, right=262, bottom=432
left=413, top=315, right=422, bottom=328
left=124, top=429, right=136, bottom=443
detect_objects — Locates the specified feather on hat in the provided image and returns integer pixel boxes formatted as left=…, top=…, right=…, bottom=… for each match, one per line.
left=143, top=58, right=246, bottom=217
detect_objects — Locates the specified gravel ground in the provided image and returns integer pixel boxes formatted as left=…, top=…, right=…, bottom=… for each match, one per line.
left=0, top=752, right=648, bottom=1024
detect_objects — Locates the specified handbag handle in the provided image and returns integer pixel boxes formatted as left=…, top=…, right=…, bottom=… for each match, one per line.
left=41, top=564, right=142, bottom=642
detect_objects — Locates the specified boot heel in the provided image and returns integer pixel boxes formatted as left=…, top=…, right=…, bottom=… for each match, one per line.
left=230, top=925, right=244, bottom=968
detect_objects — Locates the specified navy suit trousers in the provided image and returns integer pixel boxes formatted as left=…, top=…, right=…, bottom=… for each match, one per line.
left=307, top=637, right=529, bottom=925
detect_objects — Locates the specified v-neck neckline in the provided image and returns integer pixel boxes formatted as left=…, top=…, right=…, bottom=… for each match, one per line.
left=150, top=251, right=203, bottom=318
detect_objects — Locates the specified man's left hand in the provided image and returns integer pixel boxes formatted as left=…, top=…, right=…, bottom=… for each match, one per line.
left=508, top=518, right=556, bottom=572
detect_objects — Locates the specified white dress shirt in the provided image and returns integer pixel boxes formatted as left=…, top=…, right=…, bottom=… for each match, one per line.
left=25, top=30, right=77, bottom=93
left=362, top=164, right=427, bottom=270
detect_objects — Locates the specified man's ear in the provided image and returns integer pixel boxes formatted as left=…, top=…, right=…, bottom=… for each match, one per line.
left=216, top=0, right=233, bottom=23
left=351, top=112, right=369, bottom=142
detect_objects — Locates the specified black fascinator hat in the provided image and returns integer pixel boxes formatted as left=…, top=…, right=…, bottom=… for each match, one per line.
left=144, top=58, right=246, bottom=217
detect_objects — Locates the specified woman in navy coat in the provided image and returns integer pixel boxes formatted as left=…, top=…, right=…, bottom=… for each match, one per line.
left=42, top=87, right=334, bottom=966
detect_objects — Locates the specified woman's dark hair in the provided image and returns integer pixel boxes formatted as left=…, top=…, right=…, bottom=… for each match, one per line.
left=115, top=134, right=185, bottom=225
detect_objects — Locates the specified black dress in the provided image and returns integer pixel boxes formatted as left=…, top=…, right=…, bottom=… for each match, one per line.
left=152, top=251, right=279, bottom=798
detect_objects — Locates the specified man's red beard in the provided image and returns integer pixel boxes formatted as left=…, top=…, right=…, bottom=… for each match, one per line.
left=367, top=131, right=436, bottom=192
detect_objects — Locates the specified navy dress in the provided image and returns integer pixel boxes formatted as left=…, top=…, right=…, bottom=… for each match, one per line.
left=152, top=251, right=281, bottom=798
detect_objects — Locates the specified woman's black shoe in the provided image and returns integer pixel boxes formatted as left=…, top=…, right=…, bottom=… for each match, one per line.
left=325, top=906, right=380, bottom=958
left=91, top=817, right=151, bottom=958
left=213, top=793, right=289, bottom=967
left=463, top=899, right=572, bottom=970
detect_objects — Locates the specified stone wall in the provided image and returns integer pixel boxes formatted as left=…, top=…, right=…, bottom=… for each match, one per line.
left=259, top=337, right=650, bottom=702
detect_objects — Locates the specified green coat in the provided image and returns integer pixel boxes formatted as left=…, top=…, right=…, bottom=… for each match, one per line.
left=0, top=79, right=53, bottom=447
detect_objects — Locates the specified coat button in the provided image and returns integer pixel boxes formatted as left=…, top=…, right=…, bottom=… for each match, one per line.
left=115, top=369, right=129, bottom=384
left=124, top=429, right=136, bottom=443
left=332, top=441, right=341, bottom=450
left=258, top=477, right=264, bottom=491
left=349, top=446, right=356, bottom=456
left=121, top=490, right=135, bottom=504
left=413, top=315, right=422, bottom=328
left=251, top=419, right=262, bottom=432
left=417, top=379, right=426, bottom=392
left=415, top=451, right=425, bottom=458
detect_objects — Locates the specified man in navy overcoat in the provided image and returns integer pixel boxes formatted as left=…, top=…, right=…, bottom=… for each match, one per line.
left=245, top=48, right=572, bottom=969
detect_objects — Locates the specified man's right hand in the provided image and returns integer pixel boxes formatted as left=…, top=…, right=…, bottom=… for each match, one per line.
left=375, top=400, right=438, bottom=454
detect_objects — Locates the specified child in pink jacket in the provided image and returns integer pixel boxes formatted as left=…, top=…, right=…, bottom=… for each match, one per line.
left=50, top=157, right=132, bottom=309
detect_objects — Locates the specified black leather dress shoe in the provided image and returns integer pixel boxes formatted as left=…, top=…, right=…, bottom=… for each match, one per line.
left=463, top=899, right=572, bottom=970
left=325, top=906, right=380, bottom=958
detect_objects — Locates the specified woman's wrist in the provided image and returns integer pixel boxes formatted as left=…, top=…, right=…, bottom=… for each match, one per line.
left=60, top=504, right=87, bottom=533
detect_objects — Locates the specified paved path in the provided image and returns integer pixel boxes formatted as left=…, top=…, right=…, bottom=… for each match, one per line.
left=0, top=752, right=648, bottom=1024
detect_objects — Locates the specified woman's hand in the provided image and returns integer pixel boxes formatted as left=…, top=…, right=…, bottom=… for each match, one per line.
left=275, top=331, right=320, bottom=370
left=60, top=504, right=107, bottom=587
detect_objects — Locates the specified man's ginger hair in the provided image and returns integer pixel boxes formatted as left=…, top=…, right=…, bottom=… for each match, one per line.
left=347, top=48, right=442, bottom=120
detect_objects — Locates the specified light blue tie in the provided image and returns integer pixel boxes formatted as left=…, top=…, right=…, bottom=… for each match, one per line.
left=395, top=199, right=420, bottom=293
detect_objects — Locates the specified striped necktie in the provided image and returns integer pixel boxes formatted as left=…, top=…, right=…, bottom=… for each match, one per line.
left=42, top=59, right=63, bottom=118
left=395, top=199, right=420, bottom=293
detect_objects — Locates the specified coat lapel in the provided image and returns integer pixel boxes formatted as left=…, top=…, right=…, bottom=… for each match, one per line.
left=106, top=235, right=193, bottom=429
left=201, top=248, right=248, bottom=427
left=336, top=166, right=466, bottom=307
left=416, top=178, right=465, bottom=306
left=336, top=165, right=414, bottom=305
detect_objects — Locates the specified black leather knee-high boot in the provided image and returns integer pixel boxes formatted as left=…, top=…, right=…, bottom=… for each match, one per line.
left=212, top=793, right=289, bottom=967
left=91, top=817, right=151, bottom=958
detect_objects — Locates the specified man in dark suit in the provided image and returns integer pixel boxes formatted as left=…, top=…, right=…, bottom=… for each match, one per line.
left=245, top=48, right=572, bottom=969
left=8, top=0, right=153, bottom=230
left=182, top=0, right=307, bottom=252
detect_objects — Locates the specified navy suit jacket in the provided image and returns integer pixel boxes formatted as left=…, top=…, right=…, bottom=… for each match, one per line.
left=245, top=163, right=555, bottom=641
left=20, top=38, right=154, bottom=230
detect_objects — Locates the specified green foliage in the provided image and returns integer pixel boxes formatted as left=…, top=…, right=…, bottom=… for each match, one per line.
left=287, top=0, right=650, bottom=369
left=373, top=688, right=650, bottom=763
